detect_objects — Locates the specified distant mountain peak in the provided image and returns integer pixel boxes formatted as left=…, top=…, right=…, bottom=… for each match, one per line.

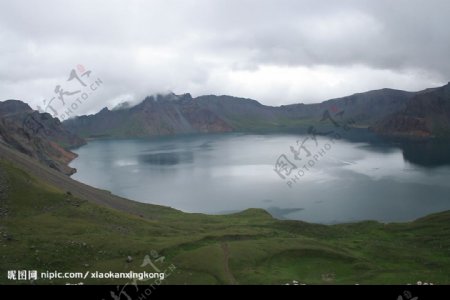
left=146, top=92, right=193, bottom=102
left=112, top=101, right=131, bottom=111
left=99, top=107, right=110, bottom=113
left=0, top=99, right=32, bottom=114
left=62, top=83, right=450, bottom=140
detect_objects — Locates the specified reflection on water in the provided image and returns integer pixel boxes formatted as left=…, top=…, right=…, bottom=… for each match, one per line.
left=70, top=133, right=450, bottom=224
left=400, top=140, right=450, bottom=167
left=139, top=151, right=194, bottom=165
left=356, top=138, right=450, bottom=167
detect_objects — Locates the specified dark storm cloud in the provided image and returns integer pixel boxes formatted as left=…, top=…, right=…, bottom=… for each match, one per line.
left=0, top=0, right=449, bottom=116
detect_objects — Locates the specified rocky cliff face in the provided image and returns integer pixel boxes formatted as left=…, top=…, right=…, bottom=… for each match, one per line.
left=0, top=100, right=86, bottom=175
left=64, top=93, right=233, bottom=138
left=372, top=83, right=450, bottom=139
left=64, top=88, right=420, bottom=138
left=282, top=88, right=414, bottom=123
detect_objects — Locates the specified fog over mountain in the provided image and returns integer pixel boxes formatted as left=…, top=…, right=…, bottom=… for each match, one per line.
left=1, top=0, right=449, bottom=117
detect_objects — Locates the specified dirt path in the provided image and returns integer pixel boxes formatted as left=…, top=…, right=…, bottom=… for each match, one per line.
left=221, top=242, right=237, bottom=285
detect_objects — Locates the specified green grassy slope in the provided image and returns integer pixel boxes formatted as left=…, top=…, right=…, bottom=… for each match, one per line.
left=1, top=160, right=449, bottom=285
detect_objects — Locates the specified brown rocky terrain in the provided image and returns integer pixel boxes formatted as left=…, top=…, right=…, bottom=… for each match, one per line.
left=0, top=100, right=85, bottom=175
left=372, top=83, right=450, bottom=139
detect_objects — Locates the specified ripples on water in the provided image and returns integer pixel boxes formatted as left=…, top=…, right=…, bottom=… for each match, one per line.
left=70, top=133, right=450, bottom=224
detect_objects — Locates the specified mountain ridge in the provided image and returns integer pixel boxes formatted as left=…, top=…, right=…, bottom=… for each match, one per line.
left=372, top=82, right=450, bottom=138
left=0, top=100, right=86, bottom=175
left=63, top=85, right=432, bottom=139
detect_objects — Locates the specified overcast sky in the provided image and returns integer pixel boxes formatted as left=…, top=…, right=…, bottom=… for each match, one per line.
left=1, top=0, right=449, bottom=117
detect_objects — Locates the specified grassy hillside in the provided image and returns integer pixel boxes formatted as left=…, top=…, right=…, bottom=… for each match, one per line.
left=1, top=160, right=449, bottom=285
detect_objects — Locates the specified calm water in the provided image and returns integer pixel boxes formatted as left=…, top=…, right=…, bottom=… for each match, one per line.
left=70, top=133, right=450, bottom=224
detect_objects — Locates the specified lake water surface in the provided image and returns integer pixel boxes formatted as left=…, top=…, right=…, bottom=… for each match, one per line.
left=70, top=133, right=450, bottom=224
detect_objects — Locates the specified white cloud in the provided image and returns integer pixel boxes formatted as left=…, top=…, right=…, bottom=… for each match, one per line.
left=0, top=0, right=449, bottom=117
